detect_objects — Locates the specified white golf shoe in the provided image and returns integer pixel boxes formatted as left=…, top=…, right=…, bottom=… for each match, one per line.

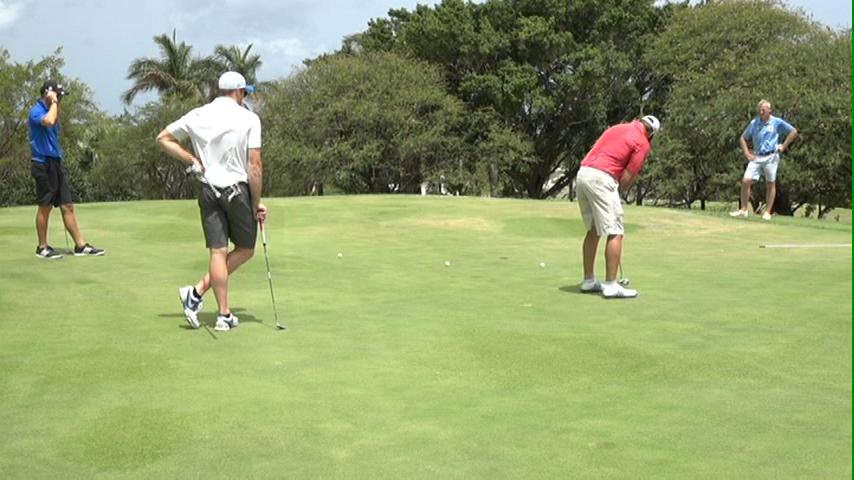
left=602, top=282, right=638, bottom=298
left=762, top=211, right=773, bottom=220
left=214, top=313, right=239, bottom=332
left=729, top=209, right=748, bottom=218
left=580, top=278, right=602, bottom=293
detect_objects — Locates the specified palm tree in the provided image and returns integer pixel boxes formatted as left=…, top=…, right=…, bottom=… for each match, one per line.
left=122, top=30, right=219, bottom=105
left=213, top=44, right=263, bottom=84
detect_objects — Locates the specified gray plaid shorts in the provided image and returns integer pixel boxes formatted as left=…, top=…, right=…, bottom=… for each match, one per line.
left=198, top=182, right=257, bottom=249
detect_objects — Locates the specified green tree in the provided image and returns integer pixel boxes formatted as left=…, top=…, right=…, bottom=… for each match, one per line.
left=122, top=30, right=220, bottom=105
left=646, top=0, right=851, bottom=212
left=213, top=44, right=263, bottom=84
left=346, top=0, right=672, bottom=198
left=262, top=52, right=473, bottom=195
left=94, top=97, right=201, bottom=200
left=0, top=48, right=105, bottom=206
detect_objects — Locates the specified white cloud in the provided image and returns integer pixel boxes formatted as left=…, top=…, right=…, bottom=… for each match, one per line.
left=0, top=0, right=25, bottom=30
left=222, top=0, right=311, bottom=7
left=250, top=36, right=313, bottom=58
left=246, top=36, right=330, bottom=78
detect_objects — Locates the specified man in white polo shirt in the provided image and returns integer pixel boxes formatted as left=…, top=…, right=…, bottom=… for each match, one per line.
left=156, top=71, right=267, bottom=332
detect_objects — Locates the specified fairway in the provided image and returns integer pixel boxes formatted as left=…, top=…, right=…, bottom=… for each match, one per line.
left=0, top=195, right=850, bottom=479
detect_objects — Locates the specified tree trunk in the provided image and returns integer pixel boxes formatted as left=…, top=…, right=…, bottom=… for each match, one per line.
left=819, top=204, right=835, bottom=219
left=772, top=180, right=793, bottom=216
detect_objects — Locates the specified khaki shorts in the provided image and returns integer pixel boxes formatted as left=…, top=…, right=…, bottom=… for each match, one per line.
left=743, top=153, right=780, bottom=182
left=576, top=166, right=624, bottom=236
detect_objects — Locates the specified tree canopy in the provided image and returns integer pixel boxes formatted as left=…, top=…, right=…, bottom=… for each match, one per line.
left=0, top=0, right=849, bottom=217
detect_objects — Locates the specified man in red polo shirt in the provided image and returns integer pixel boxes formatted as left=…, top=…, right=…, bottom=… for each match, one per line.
left=576, top=115, right=660, bottom=298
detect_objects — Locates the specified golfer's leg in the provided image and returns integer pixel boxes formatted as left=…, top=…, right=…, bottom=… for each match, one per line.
left=740, top=178, right=752, bottom=212
left=60, top=204, right=87, bottom=247
left=583, top=229, right=600, bottom=279
left=765, top=181, right=776, bottom=214
left=209, top=247, right=230, bottom=315
left=604, top=235, right=623, bottom=282
left=196, top=247, right=255, bottom=295
left=35, top=205, right=52, bottom=246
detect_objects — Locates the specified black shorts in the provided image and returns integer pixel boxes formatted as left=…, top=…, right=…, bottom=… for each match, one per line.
left=198, top=182, right=257, bottom=249
left=31, top=158, right=74, bottom=206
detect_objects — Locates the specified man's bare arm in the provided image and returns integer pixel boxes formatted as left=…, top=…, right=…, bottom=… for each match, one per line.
left=779, top=129, right=799, bottom=153
left=740, top=135, right=755, bottom=161
left=41, top=92, right=60, bottom=127
left=156, top=129, right=202, bottom=170
left=620, top=170, right=638, bottom=195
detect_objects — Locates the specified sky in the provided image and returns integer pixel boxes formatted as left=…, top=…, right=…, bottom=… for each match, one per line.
left=0, top=0, right=850, bottom=115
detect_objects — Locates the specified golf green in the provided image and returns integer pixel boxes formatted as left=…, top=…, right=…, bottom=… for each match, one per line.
left=0, top=195, right=850, bottom=478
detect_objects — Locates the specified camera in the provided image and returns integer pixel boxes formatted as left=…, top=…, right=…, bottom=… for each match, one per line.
left=49, top=84, right=68, bottom=100
left=41, top=81, right=68, bottom=101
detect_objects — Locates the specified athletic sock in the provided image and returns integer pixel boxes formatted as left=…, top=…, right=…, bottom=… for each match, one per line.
left=192, top=287, right=202, bottom=300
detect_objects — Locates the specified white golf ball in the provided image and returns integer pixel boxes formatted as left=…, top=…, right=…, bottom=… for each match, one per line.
left=444, top=261, right=451, bottom=267
left=539, top=262, right=546, bottom=268
left=337, top=252, right=343, bottom=258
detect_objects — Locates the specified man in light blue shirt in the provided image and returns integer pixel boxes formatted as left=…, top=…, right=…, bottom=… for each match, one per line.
left=730, top=99, right=799, bottom=220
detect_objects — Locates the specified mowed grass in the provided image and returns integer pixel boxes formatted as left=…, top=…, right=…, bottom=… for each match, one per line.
left=0, top=195, right=850, bottom=479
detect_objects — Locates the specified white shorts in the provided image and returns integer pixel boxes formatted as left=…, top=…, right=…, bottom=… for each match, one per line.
left=743, top=153, right=780, bottom=182
left=576, top=166, right=624, bottom=236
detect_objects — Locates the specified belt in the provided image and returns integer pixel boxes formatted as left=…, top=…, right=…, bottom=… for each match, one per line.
left=757, top=151, right=777, bottom=156
left=32, top=156, right=61, bottom=163
left=206, top=182, right=246, bottom=202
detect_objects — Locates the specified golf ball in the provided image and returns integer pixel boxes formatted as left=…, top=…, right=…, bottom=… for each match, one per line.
left=539, top=262, right=546, bottom=268
left=444, top=261, right=451, bottom=267
left=337, top=252, right=343, bottom=258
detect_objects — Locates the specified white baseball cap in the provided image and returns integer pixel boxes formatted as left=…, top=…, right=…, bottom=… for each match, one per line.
left=218, top=71, right=255, bottom=94
left=641, top=115, right=661, bottom=135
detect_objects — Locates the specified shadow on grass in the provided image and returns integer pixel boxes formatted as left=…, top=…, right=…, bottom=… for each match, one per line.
left=559, top=284, right=584, bottom=295
left=559, top=285, right=614, bottom=300
left=560, top=284, right=640, bottom=300
left=158, top=307, right=273, bottom=336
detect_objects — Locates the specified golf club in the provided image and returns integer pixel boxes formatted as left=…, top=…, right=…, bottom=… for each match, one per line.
left=186, top=164, right=236, bottom=200
left=61, top=212, right=70, bottom=253
left=259, top=220, right=286, bottom=330
left=619, top=260, right=630, bottom=286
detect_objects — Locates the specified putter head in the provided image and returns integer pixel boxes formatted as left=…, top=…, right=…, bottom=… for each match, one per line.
left=619, top=278, right=630, bottom=287
left=276, top=324, right=287, bottom=330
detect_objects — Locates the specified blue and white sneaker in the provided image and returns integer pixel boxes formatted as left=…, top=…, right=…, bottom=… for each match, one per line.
left=178, top=286, right=203, bottom=328
left=214, top=313, right=239, bottom=332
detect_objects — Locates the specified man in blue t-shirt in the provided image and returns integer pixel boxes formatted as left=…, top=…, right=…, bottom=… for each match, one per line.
left=729, top=99, right=799, bottom=220
left=28, top=80, right=104, bottom=259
